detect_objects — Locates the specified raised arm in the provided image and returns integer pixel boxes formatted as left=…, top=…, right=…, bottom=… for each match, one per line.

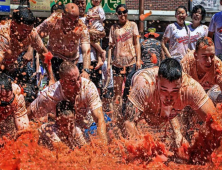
left=134, top=35, right=141, bottom=69
left=31, top=30, right=55, bottom=85
left=38, top=46, right=55, bottom=85
left=81, top=43, right=91, bottom=79
left=161, top=37, right=171, bottom=58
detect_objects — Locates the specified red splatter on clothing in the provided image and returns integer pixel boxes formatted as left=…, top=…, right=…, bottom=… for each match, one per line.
left=151, top=53, right=158, bottom=64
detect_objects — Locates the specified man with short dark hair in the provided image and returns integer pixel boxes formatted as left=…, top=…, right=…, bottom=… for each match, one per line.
left=122, top=58, right=222, bottom=155
left=181, top=37, right=222, bottom=104
left=0, top=73, right=29, bottom=135
left=28, top=61, right=107, bottom=144
left=0, top=6, right=54, bottom=84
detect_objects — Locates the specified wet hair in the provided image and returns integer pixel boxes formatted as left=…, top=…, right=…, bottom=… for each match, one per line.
left=175, top=6, right=188, bottom=34
left=91, top=0, right=102, bottom=7
left=158, top=58, right=182, bottom=82
left=191, top=5, right=206, bottom=23
left=56, top=100, right=75, bottom=117
left=12, top=6, right=35, bottom=25
left=59, top=61, right=77, bottom=78
left=51, top=2, right=65, bottom=13
left=116, top=4, right=128, bottom=13
left=195, top=37, right=214, bottom=51
left=175, top=5, right=187, bottom=15
left=0, top=73, right=12, bottom=91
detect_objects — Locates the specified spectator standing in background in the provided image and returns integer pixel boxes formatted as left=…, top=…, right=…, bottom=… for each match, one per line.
left=208, top=0, right=222, bottom=56
left=141, top=27, right=163, bottom=69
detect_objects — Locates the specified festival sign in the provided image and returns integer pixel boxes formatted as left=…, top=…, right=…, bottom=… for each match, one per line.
left=30, top=0, right=51, bottom=11
left=30, top=0, right=125, bottom=12
left=190, top=0, right=222, bottom=12
left=0, top=0, right=10, bottom=12
left=86, top=0, right=126, bottom=13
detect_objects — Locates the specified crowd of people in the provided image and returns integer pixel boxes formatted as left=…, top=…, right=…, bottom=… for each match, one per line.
left=1, top=0, right=222, bottom=164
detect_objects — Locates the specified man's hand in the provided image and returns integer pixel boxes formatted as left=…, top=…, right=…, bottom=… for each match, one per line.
left=23, top=51, right=33, bottom=62
left=175, top=134, right=189, bottom=148
left=86, top=15, right=92, bottom=20
left=136, top=60, right=141, bottom=70
left=81, top=71, right=90, bottom=79
left=49, top=78, right=56, bottom=86
left=23, top=46, right=34, bottom=63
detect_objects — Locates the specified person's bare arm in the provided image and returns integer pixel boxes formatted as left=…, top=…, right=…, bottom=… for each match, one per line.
left=91, top=106, right=108, bottom=144
left=196, top=98, right=222, bottom=130
left=0, top=52, right=4, bottom=65
left=14, top=114, right=29, bottom=131
left=170, top=117, right=189, bottom=148
left=208, top=31, right=214, bottom=39
left=196, top=98, right=217, bottom=122
left=38, top=46, right=55, bottom=85
left=104, top=76, right=110, bottom=89
left=160, top=49, right=165, bottom=61
left=86, top=14, right=100, bottom=20
left=134, top=35, right=141, bottom=69
left=107, top=47, right=112, bottom=77
left=81, top=43, right=91, bottom=79
left=14, top=95, right=29, bottom=131
left=36, top=53, right=40, bottom=73
left=122, top=100, right=142, bottom=139
left=23, top=45, right=34, bottom=62
left=161, top=37, right=171, bottom=58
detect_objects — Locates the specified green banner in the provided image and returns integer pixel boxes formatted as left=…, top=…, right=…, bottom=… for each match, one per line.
left=33, top=0, right=125, bottom=12
left=86, top=0, right=125, bottom=13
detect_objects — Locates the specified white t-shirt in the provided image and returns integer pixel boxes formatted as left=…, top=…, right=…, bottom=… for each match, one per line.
left=87, top=6, right=105, bottom=31
left=209, top=11, right=222, bottom=55
left=163, top=22, right=189, bottom=61
left=188, top=24, right=208, bottom=50
left=31, top=78, right=102, bottom=128
left=101, top=61, right=113, bottom=88
left=78, top=17, right=97, bottom=63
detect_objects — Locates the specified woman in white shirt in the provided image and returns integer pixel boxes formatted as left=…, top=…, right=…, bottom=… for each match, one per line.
left=162, top=6, right=189, bottom=61
left=188, top=5, right=208, bottom=50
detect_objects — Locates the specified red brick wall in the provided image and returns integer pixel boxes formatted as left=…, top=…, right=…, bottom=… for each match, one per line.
left=11, top=0, right=189, bottom=11
left=126, top=0, right=189, bottom=11
left=11, top=0, right=20, bottom=4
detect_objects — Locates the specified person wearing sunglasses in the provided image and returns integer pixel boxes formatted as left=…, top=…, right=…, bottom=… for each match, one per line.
left=107, top=4, right=141, bottom=117
left=28, top=61, right=107, bottom=145
left=0, top=73, right=29, bottom=139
